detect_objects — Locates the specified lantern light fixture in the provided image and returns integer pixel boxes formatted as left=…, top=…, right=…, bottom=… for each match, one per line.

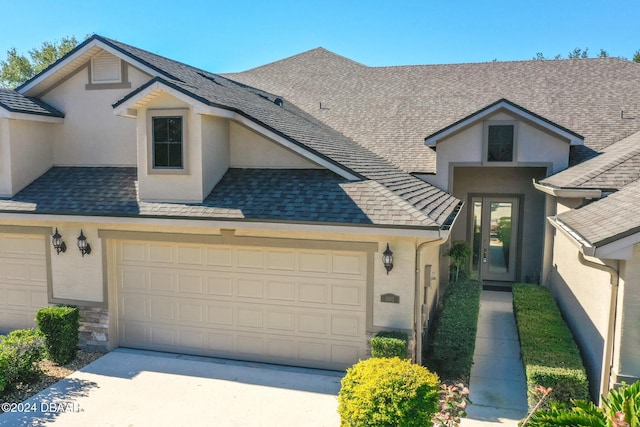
left=51, top=228, right=66, bottom=255
left=382, top=243, right=394, bottom=274
left=77, top=230, right=92, bottom=257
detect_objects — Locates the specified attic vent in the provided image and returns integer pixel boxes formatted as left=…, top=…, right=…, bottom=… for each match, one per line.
left=274, top=98, right=284, bottom=107
left=91, top=51, right=121, bottom=84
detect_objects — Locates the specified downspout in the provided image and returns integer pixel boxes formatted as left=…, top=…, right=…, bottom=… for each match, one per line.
left=415, top=234, right=450, bottom=365
left=577, top=251, right=620, bottom=403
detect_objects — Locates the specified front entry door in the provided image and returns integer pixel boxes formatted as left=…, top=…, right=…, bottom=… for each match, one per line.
left=470, top=197, right=519, bottom=282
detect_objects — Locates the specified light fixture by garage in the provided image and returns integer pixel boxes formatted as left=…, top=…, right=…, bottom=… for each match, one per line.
left=77, top=230, right=92, bottom=257
left=382, top=243, right=394, bottom=274
left=51, top=228, right=66, bottom=254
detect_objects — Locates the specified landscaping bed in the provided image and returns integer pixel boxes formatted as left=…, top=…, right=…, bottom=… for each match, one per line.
left=0, top=350, right=104, bottom=412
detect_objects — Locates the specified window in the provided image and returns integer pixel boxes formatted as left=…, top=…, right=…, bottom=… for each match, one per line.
left=152, top=116, right=183, bottom=168
left=487, top=124, right=514, bottom=162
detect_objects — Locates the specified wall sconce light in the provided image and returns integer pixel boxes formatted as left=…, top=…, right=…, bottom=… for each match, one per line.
left=77, top=230, right=92, bottom=257
left=51, top=228, right=66, bottom=254
left=382, top=243, right=394, bottom=274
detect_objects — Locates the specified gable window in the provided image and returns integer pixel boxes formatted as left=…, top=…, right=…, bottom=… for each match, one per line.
left=152, top=116, right=183, bottom=168
left=86, top=51, right=131, bottom=90
left=485, top=122, right=516, bottom=163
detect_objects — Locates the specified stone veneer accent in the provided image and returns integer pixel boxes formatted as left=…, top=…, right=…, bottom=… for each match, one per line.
left=78, top=306, right=109, bottom=352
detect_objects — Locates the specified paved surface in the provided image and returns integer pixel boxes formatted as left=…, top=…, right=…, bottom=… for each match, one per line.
left=461, top=290, right=529, bottom=426
left=0, top=348, right=343, bottom=427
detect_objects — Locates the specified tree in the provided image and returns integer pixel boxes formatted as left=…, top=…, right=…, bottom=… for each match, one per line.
left=598, top=48, right=610, bottom=58
left=0, top=36, right=78, bottom=88
left=633, top=50, right=640, bottom=63
left=568, top=47, right=589, bottom=59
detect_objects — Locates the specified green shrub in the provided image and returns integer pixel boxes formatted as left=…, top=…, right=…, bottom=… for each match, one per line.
left=371, top=331, right=408, bottom=358
left=338, top=357, right=440, bottom=427
left=36, top=305, right=80, bottom=365
left=513, top=284, right=589, bottom=408
left=0, top=328, right=46, bottom=389
left=425, top=280, right=481, bottom=382
left=524, top=380, right=640, bottom=426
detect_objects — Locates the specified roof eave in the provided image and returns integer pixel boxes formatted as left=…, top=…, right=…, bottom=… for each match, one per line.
left=533, top=180, right=602, bottom=199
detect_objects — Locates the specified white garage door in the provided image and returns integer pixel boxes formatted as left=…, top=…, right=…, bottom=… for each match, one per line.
left=115, top=240, right=368, bottom=370
left=0, top=233, right=48, bottom=333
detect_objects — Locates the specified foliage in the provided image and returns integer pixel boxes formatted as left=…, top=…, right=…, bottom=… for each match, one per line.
left=523, top=381, right=640, bottom=427
left=513, top=284, right=589, bottom=408
left=445, top=241, right=472, bottom=282
left=432, top=383, right=470, bottom=427
left=371, top=330, right=408, bottom=359
left=425, top=280, right=481, bottom=383
left=36, top=305, right=80, bottom=365
left=0, top=36, right=78, bottom=88
left=568, top=47, right=590, bottom=59
left=633, top=50, right=640, bottom=63
left=0, top=329, right=46, bottom=392
left=338, top=357, right=440, bottom=427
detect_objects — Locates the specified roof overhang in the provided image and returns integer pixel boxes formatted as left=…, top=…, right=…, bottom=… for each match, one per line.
left=0, top=108, right=64, bottom=123
left=113, top=78, right=362, bottom=182
left=533, top=180, right=602, bottom=199
left=548, top=216, right=638, bottom=260
left=425, top=98, right=584, bottom=147
left=17, top=36, right=166, bottom=97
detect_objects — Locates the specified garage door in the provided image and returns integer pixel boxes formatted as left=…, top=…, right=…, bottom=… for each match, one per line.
left=115, top=240, right=368, bottom=370
left=0, top=233, right=48, bottom=333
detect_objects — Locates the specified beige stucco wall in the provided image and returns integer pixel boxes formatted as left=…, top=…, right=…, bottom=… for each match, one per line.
left=8, top=119, right=54, bottom=195
left=201, top=115, right=230, bottom=197
left=230, top=122, right=321, bottom=169
left=614, top=243, right=640, bottom=383
left=0, top=119, right=11, bottom=196
left=549, top=230, right=613, bottom=398
left=42, top=58, right=150, bottom=167
left=424, top=112, right=569, bottom=192
left=451, top=166, right=547, bottom=282
left=136, top=93, right=205, bottom=202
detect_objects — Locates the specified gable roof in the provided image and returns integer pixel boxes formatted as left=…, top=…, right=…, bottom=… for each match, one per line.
left=0, top=89, right=63, bottom=118
left=7, top=35, right=461, bottom=230
left=540, top=130, right=640, bottom=191
left=225, top=50, right=640, bottom=173
left=424, top=98, right=583, bottom=146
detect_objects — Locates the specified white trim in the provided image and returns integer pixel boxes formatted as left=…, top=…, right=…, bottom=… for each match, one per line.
left=18, top=39, right=163, bottom=95
left=425, top=100, right=584, bottom=147
left=0, top=213, right=446, bottom=239
left=0, top=109, right=63, bottom=123
left=114, top=82, right=362, bottom=181
left=533, top=180, right=602, bottom=199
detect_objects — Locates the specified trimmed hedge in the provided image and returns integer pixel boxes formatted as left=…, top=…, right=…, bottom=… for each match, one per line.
left=425, top=280, right=481, bottom=382
left=338, top=357, right=440, bottom=426
left=512, top=284, right=589, bottom=408
left=36, top=305, right=80, bottom=365
left=371, top=330, right=408, bottom=358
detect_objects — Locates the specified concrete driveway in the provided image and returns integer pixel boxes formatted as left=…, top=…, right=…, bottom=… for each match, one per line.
left=0, top=349, right=343, bottom=427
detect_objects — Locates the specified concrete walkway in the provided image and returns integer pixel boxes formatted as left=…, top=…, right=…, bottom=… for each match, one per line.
left=461, top=290, right=528, bottom=426
left=0, top=348, right=343, bottom=427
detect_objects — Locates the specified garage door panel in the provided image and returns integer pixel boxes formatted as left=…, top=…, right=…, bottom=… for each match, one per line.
left=0, top=234, right=47, bottom=333
left=149, top=244, right=173, bottom=263
left=121, top=241, right=147, bottom=262
left=116, top=240, right=368, bottom=370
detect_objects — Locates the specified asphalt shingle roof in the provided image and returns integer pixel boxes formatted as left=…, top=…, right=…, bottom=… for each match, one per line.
left=0, top=89, right=63, bottom=117
left=225, top=48, right=640, bottom=172
left=96, top=36, right=459, bottom=227
left=0, top=167, right=442, bottom=227
left=541, top=130, right=640, bottom=190
left=558, top=178, right=640, bottom=246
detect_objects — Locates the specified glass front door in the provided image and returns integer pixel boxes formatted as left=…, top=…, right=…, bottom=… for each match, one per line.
left=470, top=197, right=519, bottom=282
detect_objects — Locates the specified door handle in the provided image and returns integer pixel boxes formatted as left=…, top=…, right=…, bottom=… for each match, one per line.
left=482, top=248, right=487, bottom=263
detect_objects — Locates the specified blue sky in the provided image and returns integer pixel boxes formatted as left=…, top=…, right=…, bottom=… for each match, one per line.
left=1, top=0, right=639, bottom=72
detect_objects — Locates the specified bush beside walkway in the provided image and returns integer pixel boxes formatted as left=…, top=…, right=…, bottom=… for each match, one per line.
left=512, top=284, right=589, bottom=408
left=425, top=280, right=482, bottom=383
